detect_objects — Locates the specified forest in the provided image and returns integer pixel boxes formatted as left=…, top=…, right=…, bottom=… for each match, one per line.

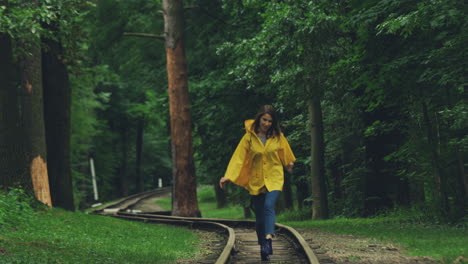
left=0, top=0, right=466, bottom=223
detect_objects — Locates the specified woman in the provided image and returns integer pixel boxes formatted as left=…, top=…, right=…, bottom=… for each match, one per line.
left=219, top=105, right=295, bottom=261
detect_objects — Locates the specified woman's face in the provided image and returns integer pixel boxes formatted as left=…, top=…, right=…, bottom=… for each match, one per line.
left=259, top=113, right=273, bottom=134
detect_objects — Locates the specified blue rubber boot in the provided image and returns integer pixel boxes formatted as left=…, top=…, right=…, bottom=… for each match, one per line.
left=265, top=238, right=273, bottom=255
left=260, top=245, right=270, bottom=261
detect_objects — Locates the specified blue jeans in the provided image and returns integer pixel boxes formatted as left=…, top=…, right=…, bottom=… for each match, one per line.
left=251, top=190, right=281, bottom=245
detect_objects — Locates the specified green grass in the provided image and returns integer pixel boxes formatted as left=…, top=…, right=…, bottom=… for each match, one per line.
left=156, top=186, right=248, bottom=219
left=282, top=216, right=467, bottom=263
left=156, top=196, right=172, bottom=211
left=0, top=191, right=203, bottom=264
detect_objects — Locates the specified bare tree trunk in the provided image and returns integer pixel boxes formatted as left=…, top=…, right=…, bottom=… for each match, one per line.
left=421, top=101, right=447, bottom=215
left=0, top=35, right=53, bottom=206
left=294, top=164, right=309, bottom=209
left=42, top=31, right=75, bottom=210
left=283, top=171, right=294, bottom=210
left=243, top=206, right=252, bottom=218
left=0, top=33, right=24, bottom=189
left=163, top=0, right=200, bottom=217
left=120, top=126, right=129, bottom=196
left=214, top=182, right=227, bottom=208
left=331, top=160, right=343, bottom=200
left=22, top=41, right=52, bottom=206
left=308, top=97, right=328, bottom=219
left=445, top=86, right=467, bottom=218
left=456, top=151, right=467, bottom=200
left=135, top=118, right=144, bottom=192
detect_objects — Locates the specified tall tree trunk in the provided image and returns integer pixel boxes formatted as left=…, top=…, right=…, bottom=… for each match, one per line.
left=331, top=160, right=342, bottom=200
left=163, top=0, right=200, bottom=217
left=0, top=34, right=52, bottom=205
left=308, top=97, right=328, bottom=219
left=243, top=206, right=252, bottom=218
left=455, top=150, right=467, bottom=220
left=120, top=126, right=129, bottom=196
left=214, top=182, right=227, bottom=208
left=0, top=33, right=24, bottom=189
left=445, top=86, right=467, bottom=218
left=421, top=101, right=447, bottom=215
left=42, top=32, right=75, bottom=210
left=294, top=164, right=309, bottom=209
left=409, top=179, right=425, bottom=205
left=22, top=40, right=52, bottom=206
left=283, top=171, right=294, bottom=210
left=135, top=118, right=144, bottom=192
left=456, top=151, right=467, bottom=200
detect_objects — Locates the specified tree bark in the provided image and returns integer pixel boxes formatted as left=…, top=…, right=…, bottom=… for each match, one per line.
left=456, top=151, right=467, bottom=200
left=42, top=33, right=75, bottom=210
left=308, top=97, right=328, bottom=219
left=330, top=160, right=343, bottom=200
left=120, top=125, right=129, bottom=196
left=283, top=171, right=294, bottom=210
left=214, top=182, right=227, bottom=208
left=446, top=86, right=467, bottom=218
left=294, top=164, right=309, bottom=209
left=136, top=118, right=144, bottom=192
left=296, top=179, right=309, bottom=209
left=163, top=0, right=200, bottom=217
left=0, top=33, right=24, bottom=189
left=421, top=101, right=448, bottom=215
left=243, top=206, right=252, bottom=218
left=0, top=33, right=52, bottom=206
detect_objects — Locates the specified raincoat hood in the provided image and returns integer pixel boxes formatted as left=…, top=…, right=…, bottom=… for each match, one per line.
left=244, top=119, right=255, bottom=134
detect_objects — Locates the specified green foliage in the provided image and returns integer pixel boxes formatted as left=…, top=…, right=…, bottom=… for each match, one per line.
left=66, top=0, right=173, bottom=207
left=277, top=207, right=312, bottom=222
left=197, top=186, right=217, bottom=203
left=0, top=0, right=94, bottom=59
left=0, top=188, right=35, bottom=229
left=0, top=0, right=52, bottom=41
left=70, top=65, right=116, bottom=208
left=214, top=0, right=466, bottom=222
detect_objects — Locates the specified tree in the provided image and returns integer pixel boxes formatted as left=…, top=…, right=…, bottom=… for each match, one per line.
left=0, top=0, right=53, bottom=206
left=162, top=0, right=200, bottom=217
left=0, top=32, right=52, bottom=206
left=19, top=39, right=52, bottom=206
left=0, top=33, right=23, bottom=189
left=42, top=24, right=75, bottom=210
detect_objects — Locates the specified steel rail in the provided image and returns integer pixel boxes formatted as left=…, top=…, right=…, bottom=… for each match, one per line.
left=117, top=212, right=320, bottom=264
left=95, top=189, right=321, bottom=264
left=89, top=187, right=171, bottom=214
left=110, top=213, right=235, bottom=264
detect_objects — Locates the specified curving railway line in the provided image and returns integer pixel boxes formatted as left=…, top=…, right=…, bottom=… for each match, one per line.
left=92, top=189, right=333, bottom=264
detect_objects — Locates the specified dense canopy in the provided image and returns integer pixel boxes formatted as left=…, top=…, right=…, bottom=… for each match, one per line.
left=0, top=0, right=466, bottom=222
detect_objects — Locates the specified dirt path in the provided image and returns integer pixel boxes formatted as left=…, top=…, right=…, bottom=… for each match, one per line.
left=298, top=228, right=438, bottom=264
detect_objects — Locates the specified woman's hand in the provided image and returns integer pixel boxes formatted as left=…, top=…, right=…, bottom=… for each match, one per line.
left=219, top=177, right=231, bottom=189
left=286, top=162, right=294, bottom=173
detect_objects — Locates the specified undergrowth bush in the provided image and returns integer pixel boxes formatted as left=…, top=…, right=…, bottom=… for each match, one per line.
left=197, top=186, right=217, bottom=203
left=375, top=204, right=468, bottom=227
left=0, top=188, right=36, bottom=229
left=277, top=207, right=312, bottom=222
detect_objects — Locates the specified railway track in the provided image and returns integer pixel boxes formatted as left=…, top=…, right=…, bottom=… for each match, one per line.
left=92, top=189, right=331, bottom=264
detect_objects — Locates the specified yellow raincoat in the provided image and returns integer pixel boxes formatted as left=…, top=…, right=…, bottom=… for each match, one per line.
left=224, top=120, right=296, bottom=195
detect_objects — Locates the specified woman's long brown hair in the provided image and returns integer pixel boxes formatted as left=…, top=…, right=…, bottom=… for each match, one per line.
left=251, top=105, right=281, bottom=138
